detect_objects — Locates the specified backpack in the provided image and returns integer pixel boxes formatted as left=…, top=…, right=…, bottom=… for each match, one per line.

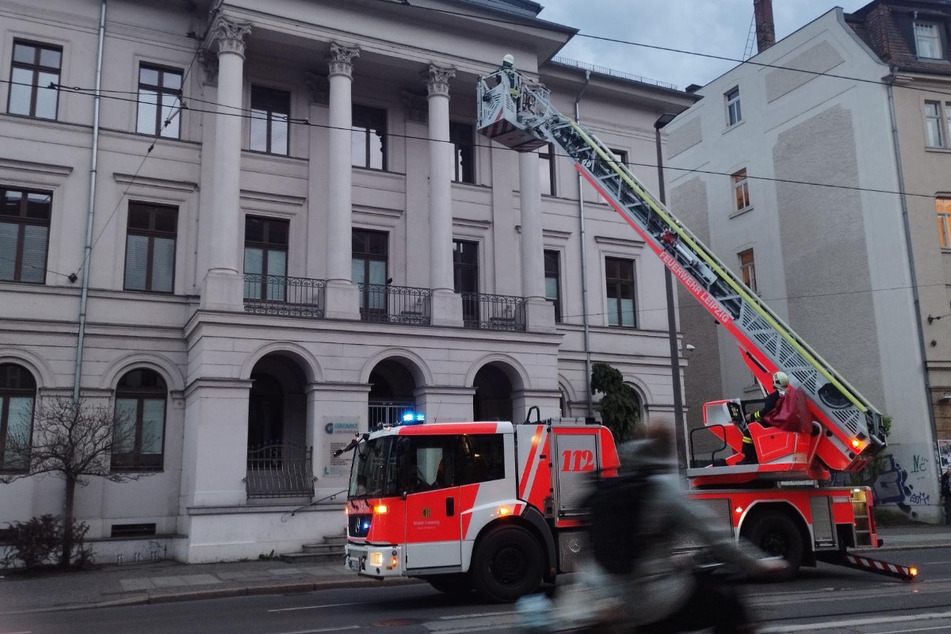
left=763, top=385, right=812, bottom=434
left=586, top=471, right=653, bottom=575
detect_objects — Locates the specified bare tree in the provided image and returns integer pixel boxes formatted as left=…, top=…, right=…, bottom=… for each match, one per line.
left=1, top=397, right=150, bottom=567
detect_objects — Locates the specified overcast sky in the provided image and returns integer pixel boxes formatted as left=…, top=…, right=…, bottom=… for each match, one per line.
left=536, top=0, right=871, bottom=90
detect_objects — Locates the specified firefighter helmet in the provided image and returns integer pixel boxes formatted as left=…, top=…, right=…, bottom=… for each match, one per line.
left=772, top=371, right=789, bottom=391
left=502, top=54, right=515, bottom=68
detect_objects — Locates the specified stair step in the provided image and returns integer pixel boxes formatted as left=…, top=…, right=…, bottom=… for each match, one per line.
left=280, top=550, right=344, bottom=564
left=302, top=542, right=344, bottom=555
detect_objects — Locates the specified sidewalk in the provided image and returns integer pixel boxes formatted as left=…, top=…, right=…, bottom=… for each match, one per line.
left=1, top=525, right=948, bottom=615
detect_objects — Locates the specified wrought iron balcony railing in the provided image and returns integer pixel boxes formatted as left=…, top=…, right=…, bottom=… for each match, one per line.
left=245, top=443, right=314, bottom=499
left=358, top=283, right=432, bottom=325
left=460, top=292, right=526, bottom=332
left=243, top=274, right=326, bottom=318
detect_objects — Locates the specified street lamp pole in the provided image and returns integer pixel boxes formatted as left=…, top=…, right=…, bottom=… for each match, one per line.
left=654, top=113, right=687, bottom=472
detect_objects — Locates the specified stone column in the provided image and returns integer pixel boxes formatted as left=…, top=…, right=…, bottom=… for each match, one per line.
left=519, top=151, right=555, bottom=331
left=323, top=42, right=361, bottom=320
left=202, top=17, right=250, bottom=311
left=425, top=64, right=463, bottom=326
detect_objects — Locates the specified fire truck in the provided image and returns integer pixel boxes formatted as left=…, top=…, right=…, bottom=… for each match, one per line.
left=342, top=60, right=916, bottom=601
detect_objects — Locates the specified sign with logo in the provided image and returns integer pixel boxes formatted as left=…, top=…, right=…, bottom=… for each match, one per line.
left=323, top=416, right=361, bottom=480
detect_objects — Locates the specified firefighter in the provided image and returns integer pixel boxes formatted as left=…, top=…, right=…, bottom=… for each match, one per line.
left=738, top=371, right=789, bottom=464
left=519, top=422, right=789, bottom=633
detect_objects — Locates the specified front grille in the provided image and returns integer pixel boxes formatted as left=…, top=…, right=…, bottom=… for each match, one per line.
left=348, top=514, right=372, bottom=538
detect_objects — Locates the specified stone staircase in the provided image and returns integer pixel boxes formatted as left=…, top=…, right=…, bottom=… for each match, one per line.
left=280, top=533, right=347, bottom=564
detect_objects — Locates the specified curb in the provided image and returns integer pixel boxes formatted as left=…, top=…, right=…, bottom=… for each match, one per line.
left=2, top=577, right=425, bottom=615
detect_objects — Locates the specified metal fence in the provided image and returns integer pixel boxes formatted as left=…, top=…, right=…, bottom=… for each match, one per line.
left=460, top=292, right=526, bottom=332
left=245, top=443, right=314, bottom=498
left=359, top=284, right=431, bottom=325
left=244, top=274, right=326, bottom=318
left=368, top=401, right=417, bottom=429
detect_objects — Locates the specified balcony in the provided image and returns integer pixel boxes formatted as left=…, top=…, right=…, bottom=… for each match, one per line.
left=358, top=283, right=432, bottom=325
left=461, top=292, right=526, bottom=332
left=244, top=274, right=326, bottom=318
left=245, top=443, right=314, bottom=499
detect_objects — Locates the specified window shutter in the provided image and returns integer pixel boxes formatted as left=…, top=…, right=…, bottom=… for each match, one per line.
left=150, top=237, right=175, bottom=292
left=20, top=225, right=48, bottom=283
left=0, top=223, right=17, bottom=280
left=125, top=234, right=149, bottom=290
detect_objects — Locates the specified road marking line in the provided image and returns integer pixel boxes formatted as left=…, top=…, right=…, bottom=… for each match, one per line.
left=876, top=626, right=951, bottom=634
left=764, top=610, right=951, bottom=632
left=268, top=602, right=362, bottom=613
left=438, top=611, right=510, bottom=620
left=280, top=625, right=360, bottom=634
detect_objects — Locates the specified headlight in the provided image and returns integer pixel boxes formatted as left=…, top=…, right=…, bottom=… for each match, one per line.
left=368, top=551, right=384, bottom=567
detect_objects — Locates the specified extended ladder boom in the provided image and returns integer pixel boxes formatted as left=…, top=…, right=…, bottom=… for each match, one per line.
left=476, top=63, right=885, bottom=473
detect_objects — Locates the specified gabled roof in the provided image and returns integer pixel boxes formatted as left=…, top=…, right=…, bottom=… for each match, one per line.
left=455, top=0, right=542, bottom=18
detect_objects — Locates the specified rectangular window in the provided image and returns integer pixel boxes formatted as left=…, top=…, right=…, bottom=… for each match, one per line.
left=454, top=239, right=480, bottom=325
left=136, top=64, right=182, bottom=138
left=124, top=202, right=177, bottom=293
left=915, top=22, right=943, bottom=59
left=0, top=187, right=52, bottom=284
left=732, top=168, right=751, bottom=212
left=539, top=144, right=555, bottom=196
left=450, top=121, right=475, bottom=183
left=544, top=250, right=562, bottom=323
left=250, top=85, right=290, bottom=155
left=925, top=101, right=946, bottom=148
left=938, top=197, right=951, bottom=249
left=352, top=229, right=388, bottom=318
left=739, top=248, right=757, bottom=293
left=605, top=257, right=636, bottom=328
left=725, top=87, right=742, bottom=126
left=0, top=365, right=35, bottom=473
left=8, top=40, right=61, bottom=119
left=244, top=216, right=289, bottom=301
left=352, top=105, right=387, bottom=170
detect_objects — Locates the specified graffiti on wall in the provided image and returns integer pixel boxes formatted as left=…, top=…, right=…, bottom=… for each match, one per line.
left=831, top=443, right=938, bottom=520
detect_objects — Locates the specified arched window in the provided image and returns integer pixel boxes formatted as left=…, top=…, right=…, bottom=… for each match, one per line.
left=113, top=369, right=167, bottom=471
left=0, top=363, right=36, bottom=472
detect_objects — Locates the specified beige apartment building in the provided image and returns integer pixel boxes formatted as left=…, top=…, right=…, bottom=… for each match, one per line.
left=0, top=0, right=694, bottom=562
left=666, top=0, right=951, bottom=522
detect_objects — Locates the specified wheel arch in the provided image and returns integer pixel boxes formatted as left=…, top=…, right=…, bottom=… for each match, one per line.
left=739, top=501, right=814, bottom=567
left=471, top=507, right=557, bottom=581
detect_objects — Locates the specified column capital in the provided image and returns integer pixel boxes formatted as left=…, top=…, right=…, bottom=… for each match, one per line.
left=328, top=42, right=360, bottom=78
left=210, top=16, right=251, bottom=58
left=424, top=64, right=456, bottom=98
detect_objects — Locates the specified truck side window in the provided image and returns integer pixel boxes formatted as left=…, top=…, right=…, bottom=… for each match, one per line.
left=456, top=434, right=505, bottom=485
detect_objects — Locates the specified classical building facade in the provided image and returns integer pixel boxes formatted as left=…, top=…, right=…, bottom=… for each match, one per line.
left=666, top=0, right=951, bottom=522
left=0, top=0, right=694, bottom=562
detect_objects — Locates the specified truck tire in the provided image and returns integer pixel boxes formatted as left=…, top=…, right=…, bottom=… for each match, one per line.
left=471, top=525, right=544, bottom=602
left=746, top=511, right=803, bottom=576
left=425, top=573, right=472, bottom=595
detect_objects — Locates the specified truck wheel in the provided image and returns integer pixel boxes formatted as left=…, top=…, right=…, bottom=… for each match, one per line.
left=746, top=512, right=803, bottom=576
left=471, top=525, right=544, bottom=602
left=425, top=573, right=472, bottom=595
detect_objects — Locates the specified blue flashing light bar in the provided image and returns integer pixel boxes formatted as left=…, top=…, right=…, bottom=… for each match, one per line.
left=402, top=412, right=426, bottom=424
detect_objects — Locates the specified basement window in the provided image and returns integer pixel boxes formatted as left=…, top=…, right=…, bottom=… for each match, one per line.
left=110, top=523, right=157, bottom=538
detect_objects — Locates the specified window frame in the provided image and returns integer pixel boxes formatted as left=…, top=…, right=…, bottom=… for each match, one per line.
left=112, top=369, right=167, bottom=472
left=136, top=63, right=183, bottom=139
left=725, top=86, right=742, bottom=127
left=732, top=168, right=751, bottom=213
left=123, top=202, right=178, bottom=293
left=739, top=248, right=757, bottom=294
left=352, top=105, right=387, bottom=170
left=453, top=239, right=480, bottom=325
left=544, top=249, right=562, bottom=323
left=250, top=85, right=290, bottom=155
left=605, top=256, right=637, bottom=328
left=450, top=121, right=475, bottom=184
left=352, top=228, right=389, bottom=318
left=539, top=144, right=555, bottom=196
left=7, top=39, right=62, bottom=120
left=244, top=216, right=290, bottom=301
left=914, top=21, right=944, bottom=60
left=0, top=186, right=52, bottom=284
left=0, top=363, right=36, bottom=474
left=937, top=197, right=951, bottom=250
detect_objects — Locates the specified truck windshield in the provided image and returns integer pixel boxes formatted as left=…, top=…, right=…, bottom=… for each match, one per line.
left=348, top=437, right=395, bottom=499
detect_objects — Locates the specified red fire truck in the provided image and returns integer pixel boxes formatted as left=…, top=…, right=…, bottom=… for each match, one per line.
left=342, top=60, right=916, bottom=600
